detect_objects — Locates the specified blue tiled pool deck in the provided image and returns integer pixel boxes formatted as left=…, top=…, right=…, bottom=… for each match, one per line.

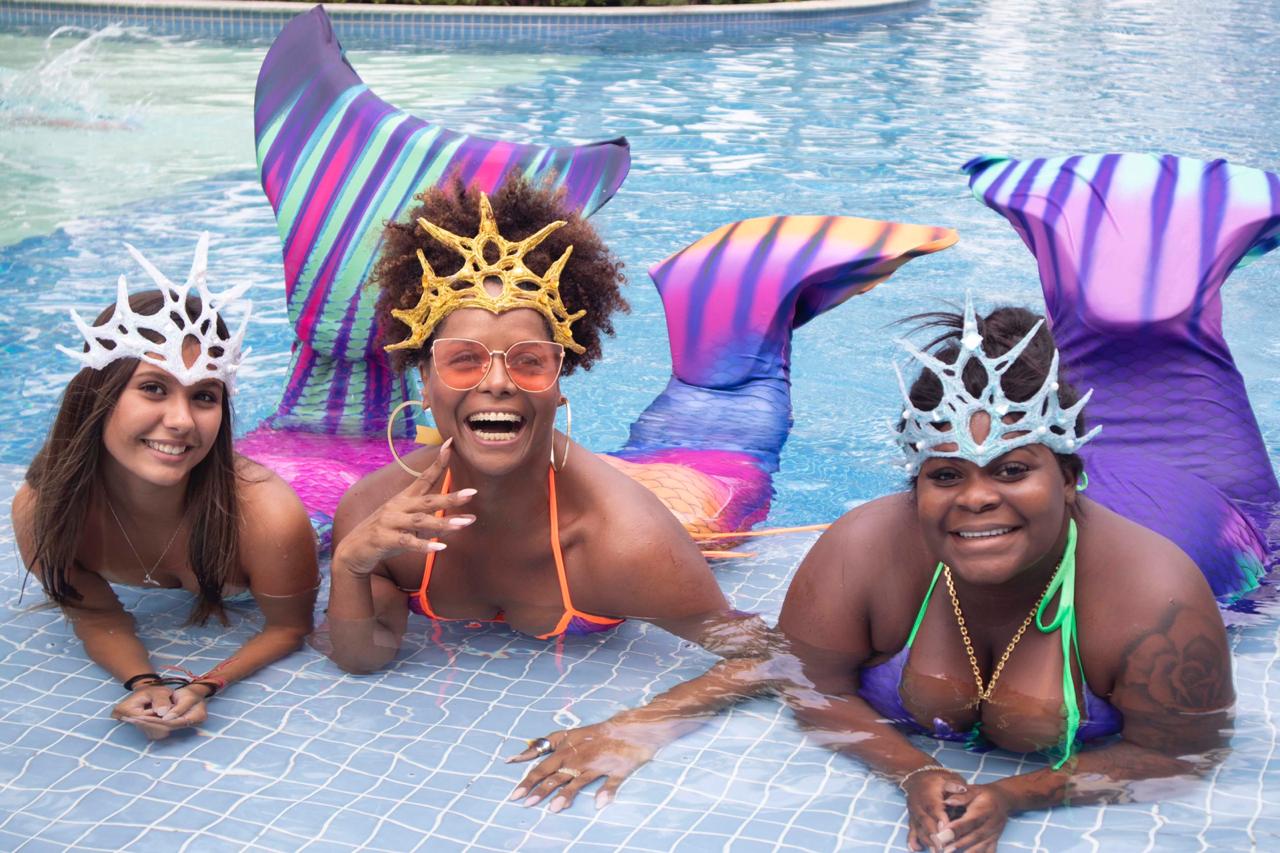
left=3, top=0, right=1280, bottom=850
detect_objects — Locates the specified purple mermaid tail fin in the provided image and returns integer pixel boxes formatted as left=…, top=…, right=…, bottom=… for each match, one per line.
left=615, top=216, right=958, bottom=533
left=253, top=5, right=629, bottom=437
left=965, top=153, right=1280, bottom=599
left=242, top=6, right=628, bottom=548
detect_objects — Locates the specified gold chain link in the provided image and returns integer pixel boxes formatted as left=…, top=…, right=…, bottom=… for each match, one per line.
left=943, top=562, right=1060, bottom=705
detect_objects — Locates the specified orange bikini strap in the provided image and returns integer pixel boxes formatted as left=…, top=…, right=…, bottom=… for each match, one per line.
left=539, top=467, right=576, bottom=638
left=414, top=469, right=452, bottom=618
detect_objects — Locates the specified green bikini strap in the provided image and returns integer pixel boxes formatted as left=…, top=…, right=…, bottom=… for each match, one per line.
left=1035, top=518, right=1082, bottom=769
left=906, top=563, right=946, bottom=649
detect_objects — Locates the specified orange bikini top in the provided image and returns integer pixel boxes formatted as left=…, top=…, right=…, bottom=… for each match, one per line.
left=413, top=468, right=624, bottom=640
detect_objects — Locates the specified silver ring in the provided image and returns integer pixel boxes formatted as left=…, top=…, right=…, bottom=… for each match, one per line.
left=527, top=737, right=554, bottom=757
left=554, top=767, right=581, bottom=779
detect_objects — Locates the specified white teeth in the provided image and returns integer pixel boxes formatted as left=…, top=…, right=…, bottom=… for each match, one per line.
left=143, top=440, right=188, bottom=456
left=467, top=412, right=523, bottom=424
left=957, top=528, right=1014, bottom=539
left=472, top=430, right=517, bottom=442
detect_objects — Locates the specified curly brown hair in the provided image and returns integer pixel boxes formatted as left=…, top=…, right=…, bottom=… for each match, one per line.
left=373, top=176, right=628, bottom=375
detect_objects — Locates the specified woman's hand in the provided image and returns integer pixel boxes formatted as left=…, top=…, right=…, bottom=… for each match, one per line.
left=112, top=684, right=210, bottom=740
left=903, top=768, right=970, bottom=852
left=332, top=440, right=475, bottom=579
left=933, top=782, right=1013, bottom=852
left=506, top=722, right=661, bottom=812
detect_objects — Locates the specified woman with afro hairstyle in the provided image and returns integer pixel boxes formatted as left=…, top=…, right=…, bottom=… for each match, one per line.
left=325, top=176, right=734, bottom=675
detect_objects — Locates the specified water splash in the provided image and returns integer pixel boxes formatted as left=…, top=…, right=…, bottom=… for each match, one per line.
left=0, top=25, right=142, bottom=129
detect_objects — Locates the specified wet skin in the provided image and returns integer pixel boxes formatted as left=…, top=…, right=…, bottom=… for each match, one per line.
left=14, top=349, right=318, bottom=740
left=508, top=413, right=1234, bottom=852
left=326, top=306, right=730, bottom=673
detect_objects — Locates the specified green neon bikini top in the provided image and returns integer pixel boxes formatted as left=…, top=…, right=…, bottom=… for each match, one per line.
left=902, top=519, right=1093, bottom=768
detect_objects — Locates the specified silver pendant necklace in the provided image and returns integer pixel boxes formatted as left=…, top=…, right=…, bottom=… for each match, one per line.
left=105, top=496, right=184, bottom=587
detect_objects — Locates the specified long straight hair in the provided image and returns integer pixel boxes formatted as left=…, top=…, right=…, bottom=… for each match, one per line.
left=26, top=290, right=240, bottom=625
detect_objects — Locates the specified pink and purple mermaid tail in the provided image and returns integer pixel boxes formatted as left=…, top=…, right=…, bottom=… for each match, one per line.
left=238, top=7, right=629, bottom=541
left=615, top=216, right=958, bottom=534
left=965, top=153, right=1280, bottom=601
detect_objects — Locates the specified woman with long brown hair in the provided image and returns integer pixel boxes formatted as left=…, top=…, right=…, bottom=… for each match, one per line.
left=12, top=235, right=318, bottom=739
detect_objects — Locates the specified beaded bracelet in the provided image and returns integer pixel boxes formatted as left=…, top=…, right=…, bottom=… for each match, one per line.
left=898, top=764, right=947, bottom=790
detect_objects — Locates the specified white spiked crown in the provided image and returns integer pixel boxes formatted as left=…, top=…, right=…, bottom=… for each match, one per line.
left=893, top=294, right=1100, bottom=473
left=56, top=233, right=252, bottom=391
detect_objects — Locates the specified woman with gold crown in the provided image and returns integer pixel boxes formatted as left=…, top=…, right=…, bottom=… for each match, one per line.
left=324, top=177, right=738, bottom=672
left=13, top=235, right=319, bottom=740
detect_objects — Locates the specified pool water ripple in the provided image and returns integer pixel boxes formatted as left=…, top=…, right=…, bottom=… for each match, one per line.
left=3, top=0, right=1280, bottom=850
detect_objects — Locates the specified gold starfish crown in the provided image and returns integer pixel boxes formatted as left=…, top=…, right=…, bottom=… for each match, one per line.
left=385, top=192, right=586, bottom=354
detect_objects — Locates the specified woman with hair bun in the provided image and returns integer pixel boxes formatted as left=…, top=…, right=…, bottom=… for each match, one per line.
left=12, top=236, right=318, bottom=739
left=512, top=154, right=1280, bottom=849
left=510, top=298, right=1233, bottom=850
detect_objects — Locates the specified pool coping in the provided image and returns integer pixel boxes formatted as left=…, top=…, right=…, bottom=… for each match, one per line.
left=2, top=0, right=918, bottom=20
left=1, top=0, right=926, bottom=43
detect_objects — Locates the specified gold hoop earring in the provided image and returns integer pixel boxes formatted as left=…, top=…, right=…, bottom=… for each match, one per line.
left=386, top=400, right=440, bottom=477
left=552, top=396, right=572, bottom=471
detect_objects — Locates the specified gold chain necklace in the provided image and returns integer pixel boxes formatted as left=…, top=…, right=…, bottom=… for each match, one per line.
left=105, top=497, right=184, bottom=587
left=942, top=561, right=1061, bottom=705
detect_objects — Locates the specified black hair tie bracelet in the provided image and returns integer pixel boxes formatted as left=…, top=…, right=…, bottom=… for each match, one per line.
left=122, top=673, right=162, bottom=691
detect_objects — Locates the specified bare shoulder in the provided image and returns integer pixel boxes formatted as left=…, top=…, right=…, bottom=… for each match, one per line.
left=567, top=453, right=726, bottom=618
left=236, top=457, right=310, bottom=536
left=800, top=493, right=925, bottom=592
left=234, top=457, right=319, bottom=589
left=333, top=446, right=441, bottom=531
left=1075, top=500, right=1226, bottom=693
left=574, top=454, right=703, bottom=565
left=1076, top=499, right=1216, bottom=628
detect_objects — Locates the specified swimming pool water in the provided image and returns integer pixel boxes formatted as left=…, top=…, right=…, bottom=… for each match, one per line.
left=2, top=1, right=1280, bottom=850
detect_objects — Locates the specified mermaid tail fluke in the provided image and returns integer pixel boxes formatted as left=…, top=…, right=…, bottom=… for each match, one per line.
left=965, top=153, right=1280, bottom=598
left=251, top=6, right=629, bottom=437
left=613, top=216, right=958, bottom=534
left=241, top=7, right=629, bottom=543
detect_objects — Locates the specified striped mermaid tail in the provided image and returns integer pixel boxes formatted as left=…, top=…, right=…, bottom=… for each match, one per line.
left=611, top=216, right=958, bottom=535
left=238, top=7, right=628, bottom=541
left=249, top=5, right=627, bottom=437
left=965, top=153, right=1280, bottom=600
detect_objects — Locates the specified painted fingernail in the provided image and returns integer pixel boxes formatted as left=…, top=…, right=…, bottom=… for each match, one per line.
left=522, top=795, right=541, bottom=807
left=550, top=797, right=568, bottom=813
left=595, top=791, right=613, bottom=810
left=442, top=437, right=453, bottom=449
left=428, top=542, right=448, bottom=551
left=509, top=787, right=527, bottom=801
left=457, top=488, right=477, bottom=498
left=449, top=516, right=475, bottom=527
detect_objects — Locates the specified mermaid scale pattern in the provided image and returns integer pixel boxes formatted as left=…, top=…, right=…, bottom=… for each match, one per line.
left=250, top=6, right=629, bottom=437
left=619, top=215, right=958, bottom=533
left=965, top=153, right=1280, bottom=600
left=239, top=9, right=958, bottom=548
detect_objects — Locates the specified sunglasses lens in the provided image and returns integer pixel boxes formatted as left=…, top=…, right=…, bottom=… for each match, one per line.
left=505, top=342, right=563, bottom=392
left=433, top=339, right=491, bottom=390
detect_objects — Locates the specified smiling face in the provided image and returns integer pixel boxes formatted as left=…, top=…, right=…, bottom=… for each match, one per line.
left=101, top=351, right=225, bottom=490
left=422, top=306, right=562, bottom=477
left=914, top=413, right=1076, bottom=586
